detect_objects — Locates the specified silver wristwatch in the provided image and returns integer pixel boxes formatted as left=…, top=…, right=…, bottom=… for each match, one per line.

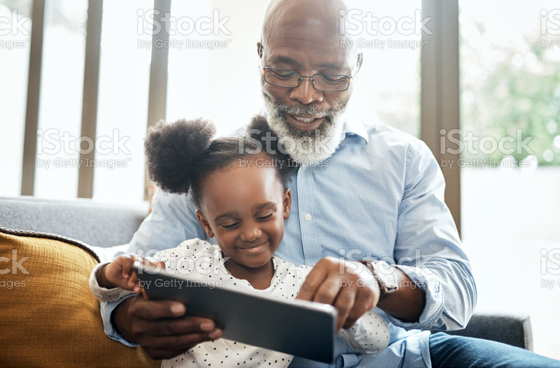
left=366, top=261, right=399, bottom=295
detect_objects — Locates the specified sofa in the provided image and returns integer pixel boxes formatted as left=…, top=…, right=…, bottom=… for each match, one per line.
left=0, top=196, right=534, bottom=367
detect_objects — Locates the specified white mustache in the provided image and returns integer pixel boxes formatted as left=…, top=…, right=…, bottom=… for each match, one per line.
left=275, top=105, right=330, bottom=118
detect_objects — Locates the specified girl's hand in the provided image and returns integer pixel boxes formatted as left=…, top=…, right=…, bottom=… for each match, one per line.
left=98, top=255, right=164, bottom=294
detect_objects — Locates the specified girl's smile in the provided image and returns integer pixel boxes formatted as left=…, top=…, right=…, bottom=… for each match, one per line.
left=236, top=239, right=270, bottom=254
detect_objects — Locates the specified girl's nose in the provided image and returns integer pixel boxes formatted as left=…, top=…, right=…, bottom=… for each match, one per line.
left=240, top=225, right=262, bottom=242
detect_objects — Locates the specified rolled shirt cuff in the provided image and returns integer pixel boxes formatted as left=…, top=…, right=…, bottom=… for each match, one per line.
left=384, top=264, right=444, bottom=330
left=100, top=293, right=140, bottom=347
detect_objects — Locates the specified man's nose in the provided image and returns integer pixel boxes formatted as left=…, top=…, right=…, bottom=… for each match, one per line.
left=240, top=224, right=262, bottom=242
left=289, top=77, right=324, bottom=105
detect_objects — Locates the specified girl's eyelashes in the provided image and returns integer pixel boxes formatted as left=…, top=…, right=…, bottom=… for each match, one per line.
left=220, top=212, right=275, bottom=229
left=257, top=212, right=274, bottom=221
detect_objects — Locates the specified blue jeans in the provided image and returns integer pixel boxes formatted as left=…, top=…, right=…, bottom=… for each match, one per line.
left=429, top=332, right=560, bottom=368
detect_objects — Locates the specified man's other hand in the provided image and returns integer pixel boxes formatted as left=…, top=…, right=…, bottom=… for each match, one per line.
left=296, top=257, right=381, bottom=331
left=113, top=296, right=223, bottom=360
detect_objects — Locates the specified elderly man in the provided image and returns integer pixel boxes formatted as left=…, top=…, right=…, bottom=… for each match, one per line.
left=101, top=0, right=560, bottom=367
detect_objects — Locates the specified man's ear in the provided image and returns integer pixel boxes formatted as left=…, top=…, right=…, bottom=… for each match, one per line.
left=283, top=188, right=292, bottom=219
left=257, top=42, right=264, bottom=58
left=196, top=209, right=214, bottom=238
left=353, top=53, right=364, bottom=80
left=357, top=53, right=364, bottom=69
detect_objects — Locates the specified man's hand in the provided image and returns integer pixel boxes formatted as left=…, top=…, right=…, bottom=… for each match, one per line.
left=296, top=257, right=426, bottom=330
left=113, top=296, right=223, bottom=360
left=296, top=257, right=381, bottom=331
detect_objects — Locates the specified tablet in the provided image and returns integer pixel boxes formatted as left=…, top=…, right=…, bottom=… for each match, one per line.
left=132, top=262, right=337, bottom=363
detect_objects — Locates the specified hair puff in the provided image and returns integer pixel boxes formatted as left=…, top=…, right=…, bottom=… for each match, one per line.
left=144, top=118, right=216, bottom=194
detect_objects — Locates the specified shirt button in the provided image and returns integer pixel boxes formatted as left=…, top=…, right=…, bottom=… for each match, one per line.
left=305, top=213, right=312, bottom=221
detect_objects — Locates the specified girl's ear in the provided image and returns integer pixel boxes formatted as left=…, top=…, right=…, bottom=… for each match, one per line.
left=283, top=188, right=292, bottom=219
left=196, top=209, right=214, bottom=238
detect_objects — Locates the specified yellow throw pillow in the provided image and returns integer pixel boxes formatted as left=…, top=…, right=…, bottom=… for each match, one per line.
left=0, top=228, right=159, bottom=368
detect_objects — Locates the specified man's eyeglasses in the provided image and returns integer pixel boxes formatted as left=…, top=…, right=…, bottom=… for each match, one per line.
left=261, top=67, right=354, bottom=92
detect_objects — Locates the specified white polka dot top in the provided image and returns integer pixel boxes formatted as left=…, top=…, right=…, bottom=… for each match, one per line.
left=90, top=238, right=391, bottom=367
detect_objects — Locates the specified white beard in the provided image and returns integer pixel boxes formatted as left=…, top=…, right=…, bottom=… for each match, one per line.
left=262, top=94, right=347, bottom=167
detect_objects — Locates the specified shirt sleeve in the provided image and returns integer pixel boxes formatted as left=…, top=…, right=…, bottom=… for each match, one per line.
left=338, top=310, right=391, bottom=354
left=89, top=262, right=135, bottom=302
left=388, top=139, right=477, bottom=331
left=99, top=188, right=210, bottom=346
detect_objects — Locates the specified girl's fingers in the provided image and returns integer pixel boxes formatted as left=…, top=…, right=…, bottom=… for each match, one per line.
left=123, top=256, right=139, bottom=278
left=129, top=273, right=139, bottom=287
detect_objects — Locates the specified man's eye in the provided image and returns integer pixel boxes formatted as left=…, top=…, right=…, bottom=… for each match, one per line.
left=222, top=222, right=239, bottom=229
left=321, top=75, right=347, bottom=84
left=257, top=212, right=274, bottom=220
left=272, top=70, right=296, bottom=79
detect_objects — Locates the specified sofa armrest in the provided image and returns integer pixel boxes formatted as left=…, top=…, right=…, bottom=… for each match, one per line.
left=441, top=311, right=533, bottom=351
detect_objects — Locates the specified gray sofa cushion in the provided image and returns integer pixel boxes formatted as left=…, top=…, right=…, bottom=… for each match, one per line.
left=0, top=196, right=148, bottom=248
left=443, top=311, right=533, bottom=351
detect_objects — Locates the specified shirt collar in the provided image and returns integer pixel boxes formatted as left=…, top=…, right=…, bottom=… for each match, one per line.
left=342, top=117, right=369, bottom=144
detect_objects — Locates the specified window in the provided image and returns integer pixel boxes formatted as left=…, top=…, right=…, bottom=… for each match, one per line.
left=347, top=1, right=421, bottom=137
left=34, top=0, right=88, bottom=199
left=92, top=0, right=151, bottom=203
left=459, top=0, right=560, bottom=359
left=0, top=0, right=32, bottom=196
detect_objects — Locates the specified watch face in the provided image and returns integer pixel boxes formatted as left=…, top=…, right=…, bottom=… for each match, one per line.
left=375, top=261, right=399, bottom=290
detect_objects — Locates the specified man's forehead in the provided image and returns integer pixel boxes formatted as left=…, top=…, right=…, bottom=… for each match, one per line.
left=263, top=0, right=344, bottom=41
left=267, top=22, right=341, bottom=46
left=262, top=0, right=353, bottom=66
left=264, top=33, right=353, bottom=72
left=265, top=41, right=349, bottom=70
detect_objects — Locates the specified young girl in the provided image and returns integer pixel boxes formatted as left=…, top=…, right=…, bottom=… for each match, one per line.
left=89, top=116, right=390, bottom=367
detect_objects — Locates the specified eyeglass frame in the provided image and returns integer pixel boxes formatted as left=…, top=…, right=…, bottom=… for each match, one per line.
left=259, top=51, right=362, bottom=93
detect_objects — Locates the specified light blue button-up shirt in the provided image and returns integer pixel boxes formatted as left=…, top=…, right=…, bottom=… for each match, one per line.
left=101, top=118, right=476, bottom=368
